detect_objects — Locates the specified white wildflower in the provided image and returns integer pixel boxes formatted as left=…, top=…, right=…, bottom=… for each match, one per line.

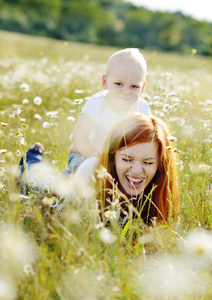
left=0, top=149, right=8, bottom=154
left=69, top=109, right=76, bottom=113
left=12, top=107, right=22, bottom=115
left=153, top=95, right=160, bottom=102
left=15, top=132, right=26, bottom=146
left=0, top=182, right=5, bottom=190
left=138, top=233, right=154, bottom=244
left=18, top=137, right=26, bottom=145
left=20, top=118, right=26, bottom=122
left=44, top=150, right=52, bottom=155
left=67, top=116, right=76, bottom=122
left=46, top=111, right=58, bottom=118
left=96, top=274, right=105, bottom=281
left=51, top=197, right=59, bottom=208
left=33, top=96, right=42, bottom=105
left=23, top=264, right=35, bottom=277
left=22, top=98, right=29, bottom=104
left=15, top=132, right=23, bottom=138
left=15, top=149, right=22, bottom=157
left=9, top=193, right=19, bottom=202
left=184, top=229, right=212, bottom=261
left=167, top=91, right=177, bottom=97
left=0, top=224, right=36, bottom=267
left=34, top=113, right=42, bottom=120
left=42, top=196, right=54, bottom=207
left=140, top=256, right=197, bottom=299
left=104, top=210, right=117, bottom=220
left=95, top=222, right=104, bottom=230
left=20, top=83, right=30, bottom=92
left=42, top=122, right=50, bottom=128
left=21, top=123, right=29, bottom=130
left=167, top=136, right=177, bottom=142
left=98, top=228, right=117, bottom=244
left=74, top=89, right=84, bottom=94
left=73, top=98, right=83, bottom=105
left=111, top=199, right=119, bottom=207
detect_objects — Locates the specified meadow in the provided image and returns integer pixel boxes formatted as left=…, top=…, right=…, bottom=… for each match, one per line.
left=0, top=30, right=212, bottom=299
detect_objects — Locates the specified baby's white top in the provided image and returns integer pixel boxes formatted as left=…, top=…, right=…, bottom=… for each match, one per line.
left=79, top=90, right=151, bottom=152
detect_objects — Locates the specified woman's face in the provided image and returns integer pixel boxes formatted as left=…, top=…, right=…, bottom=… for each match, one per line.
left=115, top=141, right=159, bottom=197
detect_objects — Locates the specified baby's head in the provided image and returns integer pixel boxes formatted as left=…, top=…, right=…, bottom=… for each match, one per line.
left=106, top=48, right=147, bottom=82
left=102, top=48, right=147, bottom=107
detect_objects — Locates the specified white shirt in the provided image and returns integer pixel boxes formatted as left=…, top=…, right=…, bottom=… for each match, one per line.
left=80, top=90, right=151, bottom=152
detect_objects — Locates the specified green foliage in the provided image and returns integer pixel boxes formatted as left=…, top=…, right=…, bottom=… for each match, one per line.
left=0, top=0, right=212, bottom=55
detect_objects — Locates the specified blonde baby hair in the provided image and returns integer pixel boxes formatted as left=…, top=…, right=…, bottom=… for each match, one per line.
left=106, top=48, right=147, bottom=82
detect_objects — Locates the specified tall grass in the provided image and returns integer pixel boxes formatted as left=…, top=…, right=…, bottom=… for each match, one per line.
left=0, top=30, right=212, bottom=299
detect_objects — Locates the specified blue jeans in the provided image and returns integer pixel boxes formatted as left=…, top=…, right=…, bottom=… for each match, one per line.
left=62, top=151, right=86, bottom=175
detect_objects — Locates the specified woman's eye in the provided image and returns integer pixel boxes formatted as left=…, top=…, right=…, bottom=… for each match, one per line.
left=144, top=161, right=153, bottom=165
left=122, top=158, right=131, bottom=162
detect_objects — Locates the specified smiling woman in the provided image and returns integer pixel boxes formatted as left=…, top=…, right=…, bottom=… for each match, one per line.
left=95, top=113, right=179, bottom=225
left=115, top=141, right=159, bottom=197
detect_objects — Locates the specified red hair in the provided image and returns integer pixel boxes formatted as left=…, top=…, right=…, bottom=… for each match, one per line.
left=95, top=113, right=179, bottom=224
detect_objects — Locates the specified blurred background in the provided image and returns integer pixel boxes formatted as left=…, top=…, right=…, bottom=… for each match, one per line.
left=0, top=0, right=211, bottom=56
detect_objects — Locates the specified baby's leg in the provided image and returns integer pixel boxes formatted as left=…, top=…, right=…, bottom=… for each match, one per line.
left=52, top=155, right=97, bottom=198
left=51, top=151, right=86, bottom=197
left=74, top=157, right=99, bottom=184
left=51, top=172, right=71, bottom=197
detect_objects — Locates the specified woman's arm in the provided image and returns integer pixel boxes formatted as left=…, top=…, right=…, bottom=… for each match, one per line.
left=72, top=115, right=99, bottom=158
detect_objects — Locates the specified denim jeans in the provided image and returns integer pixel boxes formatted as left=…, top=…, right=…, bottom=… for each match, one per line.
left=62, top=151, right=86, bottom=175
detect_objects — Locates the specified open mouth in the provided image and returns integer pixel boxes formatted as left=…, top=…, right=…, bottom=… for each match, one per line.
left=126, top=175, right=144, bottom=187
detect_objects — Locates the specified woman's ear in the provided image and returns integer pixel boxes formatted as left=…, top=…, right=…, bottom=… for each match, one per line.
left=102, top=74, right=107, bottom=90
left=140, top=82, right=146, bottom=95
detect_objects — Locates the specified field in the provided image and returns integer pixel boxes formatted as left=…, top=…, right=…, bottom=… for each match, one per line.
left=0, top=30, right=212, bottom=299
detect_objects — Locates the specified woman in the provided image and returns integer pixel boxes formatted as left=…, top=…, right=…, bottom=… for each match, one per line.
left=95, top=113, right=179, bottom=225
left=18, top=114, right=179, bottom=225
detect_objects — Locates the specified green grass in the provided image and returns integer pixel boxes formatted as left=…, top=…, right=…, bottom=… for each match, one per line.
left=0, top=30, right=212, bottom=299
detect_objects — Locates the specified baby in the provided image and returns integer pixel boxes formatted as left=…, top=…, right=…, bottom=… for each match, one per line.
left=62, top=48, right=151, bottom=176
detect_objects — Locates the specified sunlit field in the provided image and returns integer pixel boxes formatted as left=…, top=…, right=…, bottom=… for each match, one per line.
left=0, top=30, right=212, bottom=299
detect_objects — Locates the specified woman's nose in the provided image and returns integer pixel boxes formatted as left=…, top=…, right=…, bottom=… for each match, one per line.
left=130, top=162, right=144, bottom=175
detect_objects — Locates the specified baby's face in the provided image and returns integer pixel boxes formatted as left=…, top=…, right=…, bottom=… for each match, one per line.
left=102, top=60, right=145, bottom=108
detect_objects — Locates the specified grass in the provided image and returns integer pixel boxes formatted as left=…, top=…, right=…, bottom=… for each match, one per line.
left=0, top=30, right=212, bottom=299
